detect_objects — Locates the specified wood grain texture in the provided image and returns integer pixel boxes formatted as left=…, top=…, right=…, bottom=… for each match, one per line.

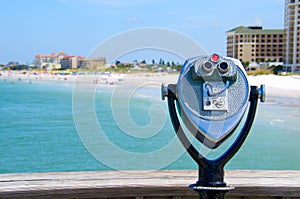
left=0, top=170, right=299, bottom=198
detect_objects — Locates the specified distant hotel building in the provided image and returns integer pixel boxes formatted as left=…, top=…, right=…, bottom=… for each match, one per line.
left=284, top=0, right=300, bottom=71
left=81, top=57, right=106, bottom=70
left=34, top=52, right=83, bottom=69
left=226, top=26, right=284, bottom=64
left=34, top=52, right=106, bottom=70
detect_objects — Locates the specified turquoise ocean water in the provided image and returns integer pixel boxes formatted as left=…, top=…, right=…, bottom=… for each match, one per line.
left=0, top=76, right=300, bottom=174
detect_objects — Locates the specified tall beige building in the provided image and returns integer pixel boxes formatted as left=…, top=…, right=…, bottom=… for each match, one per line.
left=226, top=26, right=284, bottom=64
left=284, top=0, right=300, bottom=72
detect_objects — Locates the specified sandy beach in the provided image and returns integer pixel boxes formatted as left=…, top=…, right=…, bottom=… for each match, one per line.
left=120, top=73, right=300, bottom=99
left=1, top=71, right=300, bottom=100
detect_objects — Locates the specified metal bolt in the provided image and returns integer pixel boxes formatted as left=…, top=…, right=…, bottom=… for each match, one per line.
left=161, top=83, right=168, bottom=100
left=213, top=87, right=219, bottom=93
left=258, top=84, right=266, bottom=102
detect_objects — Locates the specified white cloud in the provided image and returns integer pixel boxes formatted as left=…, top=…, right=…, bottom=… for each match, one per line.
left=87, top=0, right=125, bottom=6
left=247, top=17, right=263, bottom=26
left=126, top=17, right=139, bottom=24
left=209, top=20, right=225, bottom=29
left=59, top=0, right=159, bottom=7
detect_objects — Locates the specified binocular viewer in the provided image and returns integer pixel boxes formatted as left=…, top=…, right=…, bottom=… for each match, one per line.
left=162, top=54, right=265, bottom=194
left=163, top=54, right=265, bottom=149
left=177, top=54, right=252, bottom=149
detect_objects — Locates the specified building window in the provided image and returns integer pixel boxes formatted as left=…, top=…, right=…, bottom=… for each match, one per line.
left=291, top=0, right=295, bottom=3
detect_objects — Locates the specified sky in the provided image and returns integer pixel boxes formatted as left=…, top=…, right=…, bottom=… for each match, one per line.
left=0, top=0, right=284, bottom=64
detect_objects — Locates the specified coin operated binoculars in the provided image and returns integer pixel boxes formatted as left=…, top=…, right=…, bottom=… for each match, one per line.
left=162, top=54, right=265, bottom=199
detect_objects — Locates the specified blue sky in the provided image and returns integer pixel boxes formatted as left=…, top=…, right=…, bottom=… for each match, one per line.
left=0, top=0, right=284, bottom=64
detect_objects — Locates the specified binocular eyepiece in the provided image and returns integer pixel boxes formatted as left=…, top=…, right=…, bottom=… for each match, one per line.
left=192, top=54, right=237, bottom=83
left=201, top=61, right=229, bottom=73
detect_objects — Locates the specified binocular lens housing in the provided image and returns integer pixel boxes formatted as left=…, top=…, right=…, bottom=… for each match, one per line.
left=201, top=61, right=230, bottom=74
left=218, top=62, right=229, bottom=73
left=202, top=62, right=213, bottom=72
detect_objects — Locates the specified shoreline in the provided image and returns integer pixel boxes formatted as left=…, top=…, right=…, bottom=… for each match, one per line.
left=118, top=73, right=300, bottom=100
left=1, top=71, right=300, bottom=100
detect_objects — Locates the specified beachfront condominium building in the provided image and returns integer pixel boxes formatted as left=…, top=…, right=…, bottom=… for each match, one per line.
left=34, top=52, right=106, bottom=70
left=226, top=26, right=284, bottom=65
left=284, top=0, right=300, bottom=72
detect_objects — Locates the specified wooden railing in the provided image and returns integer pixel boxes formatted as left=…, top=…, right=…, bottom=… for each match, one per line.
left=0, top=170, right=300, bottom=198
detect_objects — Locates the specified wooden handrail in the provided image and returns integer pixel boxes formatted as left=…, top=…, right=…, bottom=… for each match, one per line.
left=0, top=170, right=300, bottom=198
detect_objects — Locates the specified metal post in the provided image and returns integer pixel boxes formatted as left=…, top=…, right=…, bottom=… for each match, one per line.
left=164, top=85, right=261, bottom=198
left=191, top=186, right=234, bottom=199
